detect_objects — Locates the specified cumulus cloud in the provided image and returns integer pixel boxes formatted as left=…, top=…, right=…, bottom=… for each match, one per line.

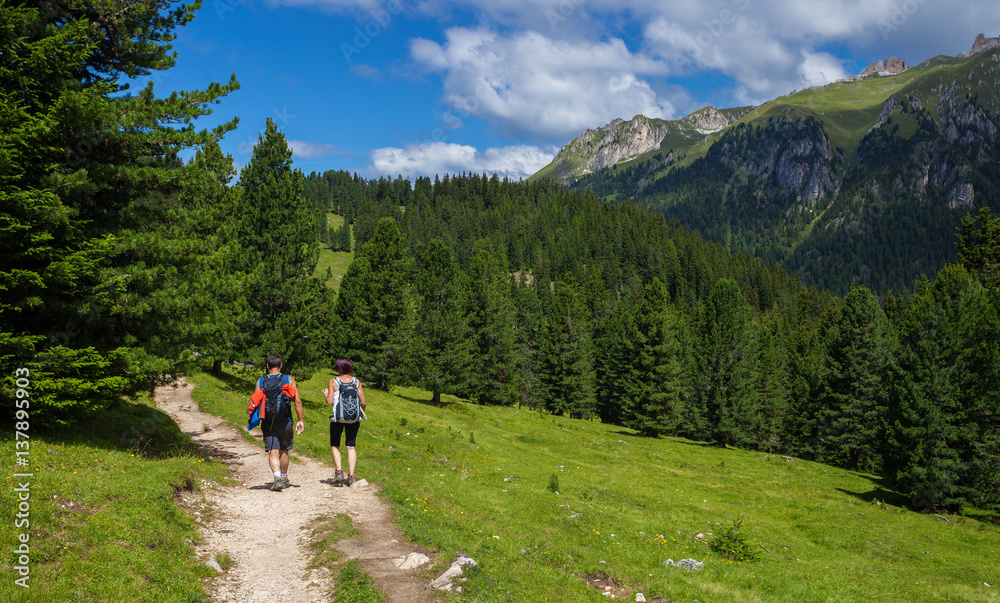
left=410, top=27, right=676, bottom=141
left=369, top=142, right=558, bottom=179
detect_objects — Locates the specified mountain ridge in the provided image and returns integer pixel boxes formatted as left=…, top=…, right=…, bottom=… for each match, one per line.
left=530, top=33, right=1000, bottom=294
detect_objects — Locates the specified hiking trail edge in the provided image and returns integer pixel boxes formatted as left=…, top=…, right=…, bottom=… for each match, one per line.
left=155, top=378, right=437, bottom=603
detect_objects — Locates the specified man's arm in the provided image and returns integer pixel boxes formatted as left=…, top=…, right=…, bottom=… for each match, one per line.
left=290, top=376, right=305, bottom=434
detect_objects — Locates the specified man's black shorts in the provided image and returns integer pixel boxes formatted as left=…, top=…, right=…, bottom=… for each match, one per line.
left=263, top=418, right=294, bottom=451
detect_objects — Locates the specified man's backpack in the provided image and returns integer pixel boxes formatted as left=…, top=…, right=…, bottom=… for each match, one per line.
left=260, top=373, right=292, bottom=424
left=331, top=377, right=362, bottom=424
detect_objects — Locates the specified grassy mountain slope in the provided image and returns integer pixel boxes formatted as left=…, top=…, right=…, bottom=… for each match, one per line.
left=189, top=367, right=1000, bottom=603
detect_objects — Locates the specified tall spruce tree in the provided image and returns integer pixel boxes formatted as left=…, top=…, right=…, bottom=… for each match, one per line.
left=231, top=118, right=326, bottom=373
left=540, top=283, right=597, bottom=419
left=697, top=279, right=760, bottom=447
left=0, top=0, right=239, bottom=423
left=335, top=217, right=410, bottom=389
left=818, top=286, right=896, bottom=472
left=407, top=239, right=472, bottom=403
left=886, top=265, right=1000, bottom=511
left=623, top=278, right=688, bottom=437
left=463, top=244, right=519, bottom=405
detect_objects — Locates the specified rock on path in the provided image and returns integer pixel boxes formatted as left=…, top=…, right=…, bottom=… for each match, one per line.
left=155, top=379, right=436, bottom=603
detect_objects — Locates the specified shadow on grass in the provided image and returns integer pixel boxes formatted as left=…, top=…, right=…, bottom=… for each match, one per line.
left=391, top=390, right=462, bottom=410
left=836, top=479, right=912, bottom=510
left=34, top=397, right=201, bottom=460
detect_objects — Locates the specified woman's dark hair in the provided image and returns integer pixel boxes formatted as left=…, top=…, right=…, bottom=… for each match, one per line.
left=334, top=357, right=354, bottom=375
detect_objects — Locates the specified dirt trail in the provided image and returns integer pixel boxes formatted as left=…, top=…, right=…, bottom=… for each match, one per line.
left=154, top=379, right=437, bottom=603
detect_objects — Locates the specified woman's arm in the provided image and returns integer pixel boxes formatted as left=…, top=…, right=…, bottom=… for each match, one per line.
left=324, top=378, right=339, bottom=406
left=357, top=380, right=367, bottom=410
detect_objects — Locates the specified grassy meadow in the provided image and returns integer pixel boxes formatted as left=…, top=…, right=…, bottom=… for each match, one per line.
left=313, top=212, right=354, bottom=290
left=188, top=367, right=1000, bottom=603
left=0, top=395, right=230, bottom=602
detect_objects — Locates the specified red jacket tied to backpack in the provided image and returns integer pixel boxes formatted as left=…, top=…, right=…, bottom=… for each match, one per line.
left=247, top=377, right=297, bottom=431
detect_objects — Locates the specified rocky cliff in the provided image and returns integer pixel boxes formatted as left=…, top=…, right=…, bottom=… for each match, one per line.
left=534, top=107, right=750, bottom=183
left=860, top=56, right=909, bottom=77
left=959, top=33, right=1000, bottom=57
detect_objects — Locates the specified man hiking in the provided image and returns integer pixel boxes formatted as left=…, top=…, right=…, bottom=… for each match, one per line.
left=250, top=353, right=305, bottom=491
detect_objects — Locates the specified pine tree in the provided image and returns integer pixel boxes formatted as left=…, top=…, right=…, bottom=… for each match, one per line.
left=408, top=239, right=472, bottom=404
left=335, top=218, right=410, bottom=389
left=886, top=265, right=1000, bottom=511
left=818, top=286, right=896, bottom=472
left=231, top=118, right=325, bottom=373
left=463, top=244, right=519, bottom=405
left=540, top=283, right=597, bottom=419
left=0, top=0, right=239, bottom=423
left=511, top=277, right=545, bottom=409
left=622, top=279, right=689, bottom=437
left=696, top=279, right=760, bottom=448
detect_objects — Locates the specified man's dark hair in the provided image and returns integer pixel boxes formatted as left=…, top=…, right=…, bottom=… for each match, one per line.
left=334, top=357, right=354, bottom=375
left=266, top=353, right=283, bottom=369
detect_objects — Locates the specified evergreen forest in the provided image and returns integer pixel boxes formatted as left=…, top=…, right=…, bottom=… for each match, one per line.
left=2, top=0, right=999, bottom=518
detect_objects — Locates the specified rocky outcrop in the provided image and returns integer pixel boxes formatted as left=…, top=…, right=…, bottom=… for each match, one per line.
left=683, top=106, right=738, bottom=133
left=959, top=33, right=1000, bottom=57
left=860, top=56, right=909, bottom=77
left=550, top=115, right=671, bottom=177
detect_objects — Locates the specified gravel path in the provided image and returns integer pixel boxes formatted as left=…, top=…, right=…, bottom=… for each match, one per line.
left=154, top=379, right=437, bottom=603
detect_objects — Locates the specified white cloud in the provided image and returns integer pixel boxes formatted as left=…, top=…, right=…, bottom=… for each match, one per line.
left=410, top=27, right=676, bottom=141
left=369, top=141, right=558, bottom=179
left=288, top=140, right=338, bottom=159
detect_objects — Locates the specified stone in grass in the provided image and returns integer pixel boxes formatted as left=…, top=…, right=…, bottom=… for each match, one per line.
left=664, top=558, right=703, bottom=571
left=205, top=558, right=224, bottom=573
left=431, top=556, right=478, bottom=591
left=395, top=552, right=430, bottom=570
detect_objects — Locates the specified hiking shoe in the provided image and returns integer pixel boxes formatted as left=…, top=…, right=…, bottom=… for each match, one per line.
left=333, top=469, right=345, bottom=487
left=270, top=477, right=283, bottom=492
left=279, top=476, right=290, bottom=489
left=345, top=474, right=356, bottom=487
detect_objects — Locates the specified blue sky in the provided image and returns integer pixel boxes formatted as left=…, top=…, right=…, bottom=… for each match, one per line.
left=154, top=0, right=1000, bottom=180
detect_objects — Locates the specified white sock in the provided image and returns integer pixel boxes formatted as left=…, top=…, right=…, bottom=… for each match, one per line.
left=280, top=473, right=287, bottom=479
left=274, top=471, right=281, bottom=478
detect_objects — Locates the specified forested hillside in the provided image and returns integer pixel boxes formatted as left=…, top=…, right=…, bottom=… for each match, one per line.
left=302, top=170, right=1000, bottom=513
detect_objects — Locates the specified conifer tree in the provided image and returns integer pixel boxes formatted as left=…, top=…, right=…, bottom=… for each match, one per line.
left=818, top=286, right=896, bottom=472
left=511, top=277, right=545, bottom=409
left=463, top=244, right=519, bottom=405
left=886, top=265, right=1000, bottom=511
left=623, top=278, right=688, bottom=437
left=697, top=278, right=760, bottom=447
left=231, top=118, right=325, bottom=373
left=408, top=239, right=472, bottom=403
left=0, top=0, right=239, bottom=422
left=540, top=283, right=597, bottom=418
left=335, top=218, right=410, bottom=389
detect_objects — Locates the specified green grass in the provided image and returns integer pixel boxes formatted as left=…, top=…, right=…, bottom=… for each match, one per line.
left=314, top=243, right=354, bottom=291
left=0, top=395, right=229, bottom=603
left=304, top=514, right=386, bottom=602
left=189, top=366, right=1000, bottom=602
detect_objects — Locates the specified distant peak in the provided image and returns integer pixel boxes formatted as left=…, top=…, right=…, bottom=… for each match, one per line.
left=959, top=32, right=1000, bottom=57
left=860, top=56, right=909, bottom=77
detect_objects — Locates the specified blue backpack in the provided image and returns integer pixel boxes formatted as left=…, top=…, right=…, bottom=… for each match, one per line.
left=331, top=377, right=363, bottom=424
left=259, top=373, right=292, bottom=424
